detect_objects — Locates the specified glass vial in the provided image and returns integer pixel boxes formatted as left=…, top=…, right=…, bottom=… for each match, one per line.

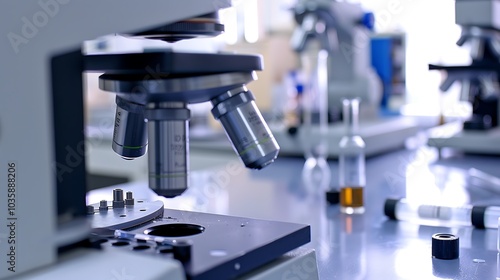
left=339, top=98, right=366, bottom=214
left=301, top=42, right=330, bottom=191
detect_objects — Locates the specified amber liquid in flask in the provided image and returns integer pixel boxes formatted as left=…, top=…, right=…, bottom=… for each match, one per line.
left=339, top=98, right=365, bottom=214
left=340, top=186, right=364, bottom=208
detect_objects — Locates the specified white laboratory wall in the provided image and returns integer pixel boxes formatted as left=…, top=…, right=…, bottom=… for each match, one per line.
left=260, top=0, right=296, bottom=32
left=360, top=0, right=471, bottom=117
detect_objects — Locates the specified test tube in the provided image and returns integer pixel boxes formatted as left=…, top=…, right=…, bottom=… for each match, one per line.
left=384, top=198, right=500, bottom=229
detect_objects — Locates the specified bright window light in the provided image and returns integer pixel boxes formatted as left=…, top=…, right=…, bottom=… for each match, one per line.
left=244, top=0, right=259, bottom=43
left=220, top=7, right=238, bottom=45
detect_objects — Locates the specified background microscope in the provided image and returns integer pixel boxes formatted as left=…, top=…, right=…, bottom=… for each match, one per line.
left=0, top=1, right=317, bottom=279
left=270, top=0, right=419, bottom=158
left=428, top=0, right=500, bottom=155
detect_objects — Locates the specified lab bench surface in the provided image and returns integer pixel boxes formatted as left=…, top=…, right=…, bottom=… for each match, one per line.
left=88, top=147, right=500, bottom=279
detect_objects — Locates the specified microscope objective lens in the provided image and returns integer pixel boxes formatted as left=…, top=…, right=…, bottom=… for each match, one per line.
left=112, top=97, right=148, bottom=159
left=145, top=102, right=189, bottom=198
left=211, top=87, right=279, bottom=169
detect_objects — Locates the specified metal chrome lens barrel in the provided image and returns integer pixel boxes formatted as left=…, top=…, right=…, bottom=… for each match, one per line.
left=211, top=86, right=280, bottom=169
left=112, top=97, right=147, bottom=159
left=145, top=102, right=189, bottom=198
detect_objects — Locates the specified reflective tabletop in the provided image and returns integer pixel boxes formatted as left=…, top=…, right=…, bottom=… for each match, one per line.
left=88, top=146, right=500, bottom=279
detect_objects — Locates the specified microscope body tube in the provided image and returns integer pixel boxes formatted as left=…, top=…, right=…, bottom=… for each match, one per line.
left=384, top=198, right=500, bottom=229
left=145, top=102, right=189, bottom=198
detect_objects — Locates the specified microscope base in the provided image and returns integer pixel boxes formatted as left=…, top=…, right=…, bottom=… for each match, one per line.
left=428, top=122, right=500, bottom=154
left=16, top=248, right=318, bottom=280
left=238, top=248, right=318, bottom=280
left=273, top=117, right=419, bottom=158
left=15, top=249, right=187, bottom=280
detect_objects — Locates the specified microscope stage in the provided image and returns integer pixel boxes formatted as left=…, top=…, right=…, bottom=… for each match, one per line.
left=95, top=208, right=310, bottom=280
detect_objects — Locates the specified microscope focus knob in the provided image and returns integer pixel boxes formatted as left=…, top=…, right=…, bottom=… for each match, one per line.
left=360, top=12, right=375, bottom=31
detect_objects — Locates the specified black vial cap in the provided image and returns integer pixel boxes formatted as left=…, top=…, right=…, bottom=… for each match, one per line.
left=326, top=190, right=340, bottom=205
left=432, top=233, right=459, bottom=260
left=384, top=198, right=400, bottom=220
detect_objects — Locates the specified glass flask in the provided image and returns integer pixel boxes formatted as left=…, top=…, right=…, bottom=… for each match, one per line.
left=300, top=41, right=330, bottom=192
left=339, top=98, right=365, bottom=214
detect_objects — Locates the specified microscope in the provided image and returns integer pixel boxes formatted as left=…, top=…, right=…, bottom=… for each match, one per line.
left=428, top=0, right=500, bottom=155
left=271, top=0, right=419, bottom=157
left=0, top=1, right=317, bottom=279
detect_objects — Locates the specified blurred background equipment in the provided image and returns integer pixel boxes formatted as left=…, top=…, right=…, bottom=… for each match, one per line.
left=270, top=0, right=420, bottom=158
left=427, top=0, right=500, bottom=155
